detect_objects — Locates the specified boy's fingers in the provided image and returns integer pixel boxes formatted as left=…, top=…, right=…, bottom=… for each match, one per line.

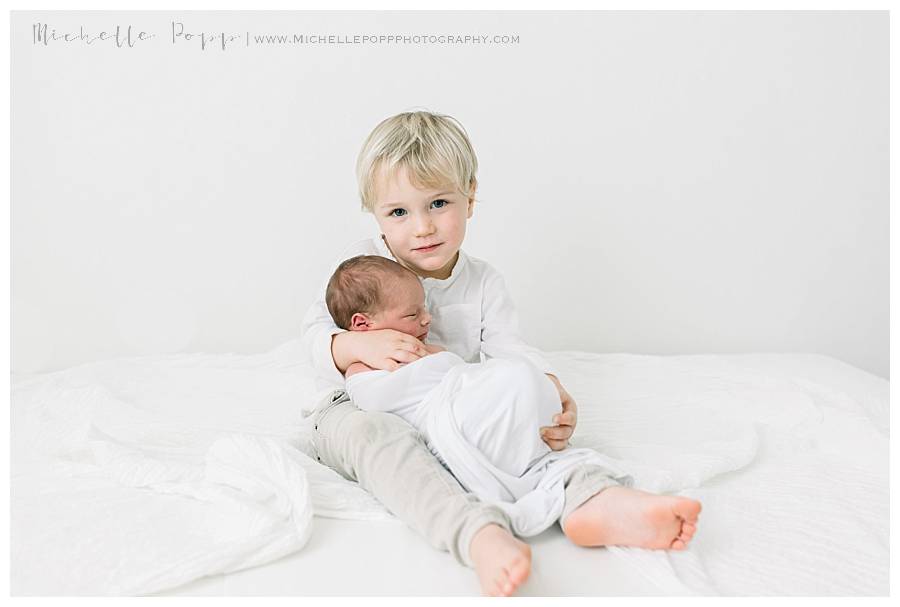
left=400, top=340, right=427, bottom=357
left=549, top=412, right=573, bottom=426
left=555, top=427, right=574, bottom=441
left=393, top=350, right=421, bottom=364
left=542, top=436, right=568, bottom=451
left=392, top=350, right=408, bottom=362
left=541, top=426, right=573, bottom=441
left=554, top=411, right=576, bottom=426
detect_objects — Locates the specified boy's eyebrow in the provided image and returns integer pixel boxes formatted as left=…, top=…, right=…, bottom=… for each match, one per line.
left=379, top=191, right=456, bottom=209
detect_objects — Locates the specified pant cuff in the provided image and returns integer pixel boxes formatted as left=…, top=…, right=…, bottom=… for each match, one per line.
left=456, top=508, right=513, bottom=568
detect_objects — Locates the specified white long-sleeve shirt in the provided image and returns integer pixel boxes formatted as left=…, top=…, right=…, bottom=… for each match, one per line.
left=299, top=235, right=556, bottom=392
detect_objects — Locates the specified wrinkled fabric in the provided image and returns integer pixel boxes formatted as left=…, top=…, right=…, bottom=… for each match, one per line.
left=347, top=352, right=631, bottom=536
left=10, top=342, right=889, bottom=596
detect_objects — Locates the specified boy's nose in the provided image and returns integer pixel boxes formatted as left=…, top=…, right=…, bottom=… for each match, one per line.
left=422, top=312, right=432, bottom=326
left=414, top=217, right=435, bottom=236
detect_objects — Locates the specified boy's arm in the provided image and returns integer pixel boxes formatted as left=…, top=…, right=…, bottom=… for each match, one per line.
left=345, top=361, right=376, bottom=378
left=542, top=372, right=578, bottom=450
left=479, top=268, right=558, bottom=375
left=299, top=265, right=431, bottom=384
left=301, top=241, right=383, bottom=386
left=298, top=285, right=351, bottom=387
left=480, top=267, right=576, bottom=450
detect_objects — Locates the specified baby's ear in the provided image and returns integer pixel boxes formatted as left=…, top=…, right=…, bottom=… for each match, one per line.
left=349, top=312, right=371, bottom=331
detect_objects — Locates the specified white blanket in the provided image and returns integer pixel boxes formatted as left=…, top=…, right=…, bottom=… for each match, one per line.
left=346, top=352, right=633, bottom=536
left=9, top=342, right=889, bottom=596
left=10, top=341, right=392, bottom=596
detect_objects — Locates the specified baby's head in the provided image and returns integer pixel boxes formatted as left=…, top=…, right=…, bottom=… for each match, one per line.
left=325, top=255, right=432, bottom=340
left=356, top=111, right=479, bottom=281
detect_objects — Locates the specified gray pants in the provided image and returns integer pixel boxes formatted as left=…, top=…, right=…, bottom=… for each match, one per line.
left=311, top=389, right=622, bottom=567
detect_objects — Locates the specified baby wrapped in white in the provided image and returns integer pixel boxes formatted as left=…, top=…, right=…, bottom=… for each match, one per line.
left=346, top=351, right=629, bottom=536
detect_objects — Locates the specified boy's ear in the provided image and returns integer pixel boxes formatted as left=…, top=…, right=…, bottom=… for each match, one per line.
left=349, top=312, right=372, bottom=331
left=466, top=178, right=477, bottom=219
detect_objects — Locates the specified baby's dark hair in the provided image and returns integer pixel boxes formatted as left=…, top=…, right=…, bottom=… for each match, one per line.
left=325, top=255, right=419, bottom=329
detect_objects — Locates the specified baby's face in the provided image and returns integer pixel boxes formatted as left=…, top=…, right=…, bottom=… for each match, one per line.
left=366, top=277, right=432, bottom=341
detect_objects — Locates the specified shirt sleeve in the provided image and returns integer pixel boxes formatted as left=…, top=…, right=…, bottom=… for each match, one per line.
left=298, top=288, right=347, bottom=388
left=344, top=371, right=397, bottom=413
left=299, top=244, right=371, bottom=388
left=479, top=266, right=558, bottom=377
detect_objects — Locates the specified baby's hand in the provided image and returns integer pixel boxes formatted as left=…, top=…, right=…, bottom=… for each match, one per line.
left=423, top=343, right=446, bottom=354
left=352, top=328, right=430, bottom=371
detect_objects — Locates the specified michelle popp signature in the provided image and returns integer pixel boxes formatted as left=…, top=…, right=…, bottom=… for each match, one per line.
left=32, top=22, right=243, bottom=50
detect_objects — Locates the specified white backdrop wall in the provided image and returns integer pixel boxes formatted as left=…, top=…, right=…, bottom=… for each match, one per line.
left=11, top=11, right=889, bottom=378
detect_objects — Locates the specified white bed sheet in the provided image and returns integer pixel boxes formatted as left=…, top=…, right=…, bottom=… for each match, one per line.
left=10, top=341, right=889, bottom=596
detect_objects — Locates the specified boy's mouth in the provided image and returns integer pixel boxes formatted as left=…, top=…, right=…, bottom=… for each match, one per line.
left=414, top=243, right=441, bottom=253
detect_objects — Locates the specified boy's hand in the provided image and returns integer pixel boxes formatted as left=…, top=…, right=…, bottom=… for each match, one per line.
left=541, top=373, right=578, bottom=451
left=423, top=343, right=446, bottom=354
left=334, top=329, right=429, bottom=372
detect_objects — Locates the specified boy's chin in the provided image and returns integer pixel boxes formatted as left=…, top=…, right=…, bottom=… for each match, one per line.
left=419, top=253, right=454, bottom=268
left=405, top=259, right=442, bottom=273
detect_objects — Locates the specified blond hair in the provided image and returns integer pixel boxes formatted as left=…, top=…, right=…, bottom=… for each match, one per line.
left=356, top=110, right=478, bottom=211
left=325, top=255, right=419, bottom=330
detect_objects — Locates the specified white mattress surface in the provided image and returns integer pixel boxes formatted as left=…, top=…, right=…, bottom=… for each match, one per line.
left=9, top=341, right=889, bottom=595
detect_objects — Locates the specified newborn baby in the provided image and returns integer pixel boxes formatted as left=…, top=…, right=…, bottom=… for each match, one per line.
left=326, top=255, right=701, bottom=540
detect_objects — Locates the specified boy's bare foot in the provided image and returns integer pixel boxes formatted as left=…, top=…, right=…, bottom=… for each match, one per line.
left=562, top=486, right=702, bottom=550
left=469, top=524, right=532, bottom=596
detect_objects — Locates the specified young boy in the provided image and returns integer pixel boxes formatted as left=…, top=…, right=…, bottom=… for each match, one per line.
left=299, top=111, right=699, bottom=596
left=325, top=254, right=702, bottom=542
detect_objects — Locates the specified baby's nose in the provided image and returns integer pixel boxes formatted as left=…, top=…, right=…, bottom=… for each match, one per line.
left=422, top=312, right=432, bottom=326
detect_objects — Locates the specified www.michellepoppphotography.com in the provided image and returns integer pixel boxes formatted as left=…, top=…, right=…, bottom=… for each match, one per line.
left=31, top=21, right=520, bottom=51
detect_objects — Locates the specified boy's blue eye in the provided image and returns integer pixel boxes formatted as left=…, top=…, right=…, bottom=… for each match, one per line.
left=389, top=208, right=407, bottom=217
left=431, top=199, right=447, bottom=209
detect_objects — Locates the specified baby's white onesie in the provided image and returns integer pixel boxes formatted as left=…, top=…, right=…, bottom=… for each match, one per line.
left=346, top=351, right=628, bottom=536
